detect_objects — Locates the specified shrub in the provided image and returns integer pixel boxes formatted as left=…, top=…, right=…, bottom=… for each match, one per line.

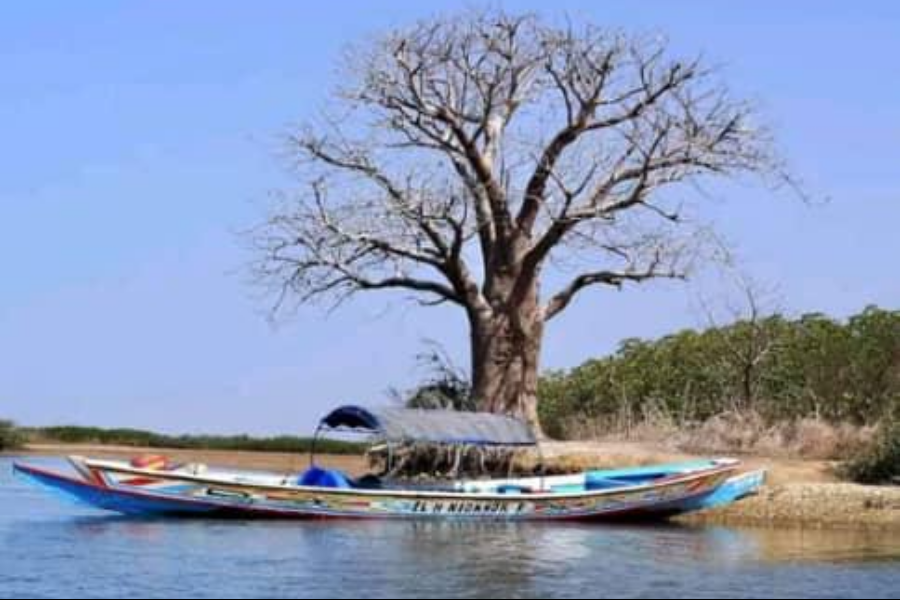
left=839, top=417, right=900, bottom=484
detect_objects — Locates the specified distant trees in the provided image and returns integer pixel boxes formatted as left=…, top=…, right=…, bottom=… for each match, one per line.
left=538, top=306, right=900, bottom=439
left=24, top=426, right=362, bottom=455
left=0, top=420, right=22, bottom=451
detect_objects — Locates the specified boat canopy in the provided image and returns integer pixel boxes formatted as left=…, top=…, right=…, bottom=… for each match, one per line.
left=317, top=405, right=537, bottom=447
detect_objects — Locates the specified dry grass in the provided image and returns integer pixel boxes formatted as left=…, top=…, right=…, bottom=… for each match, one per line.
left=558, top=410, right=876, bottom=461
left=554, top=401, right=682, bottom=445
left=675, top=414, right=875, bottom=460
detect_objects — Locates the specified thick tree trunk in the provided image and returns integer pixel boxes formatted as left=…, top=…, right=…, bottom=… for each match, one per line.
left=469, top=289, right=546, bottom=438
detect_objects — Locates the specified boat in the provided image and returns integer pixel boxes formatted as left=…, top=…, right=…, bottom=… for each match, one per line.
left=12, top=405, right=765, bottom=521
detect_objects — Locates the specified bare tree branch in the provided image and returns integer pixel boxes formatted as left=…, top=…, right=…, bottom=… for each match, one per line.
left=544, top=245, right=688, bottom=320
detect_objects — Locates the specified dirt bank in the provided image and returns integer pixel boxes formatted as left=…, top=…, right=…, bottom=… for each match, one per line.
left=12, top=441, right=900, bottom=530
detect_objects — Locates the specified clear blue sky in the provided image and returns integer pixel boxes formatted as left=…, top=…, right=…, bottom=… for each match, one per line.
left=2, top=2, right=898, bottom=434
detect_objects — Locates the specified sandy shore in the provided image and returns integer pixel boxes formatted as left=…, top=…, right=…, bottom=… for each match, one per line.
left=10, top=441, right=900, bottom=530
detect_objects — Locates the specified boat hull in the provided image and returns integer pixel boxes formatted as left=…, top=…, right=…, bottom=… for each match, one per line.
left=13, top=458, right=762, bottom=522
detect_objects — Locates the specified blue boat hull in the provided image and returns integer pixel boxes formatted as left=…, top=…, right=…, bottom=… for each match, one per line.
left=13, top=458, right=764, bottom=522
left=15, top=463, right=248, bottom=517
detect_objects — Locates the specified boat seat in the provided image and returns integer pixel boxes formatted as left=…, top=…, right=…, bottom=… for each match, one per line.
left=297, top=467, right=352, bottom=489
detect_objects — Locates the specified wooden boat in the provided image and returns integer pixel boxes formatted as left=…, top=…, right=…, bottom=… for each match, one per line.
left=12, top=406, right=765, bottom=521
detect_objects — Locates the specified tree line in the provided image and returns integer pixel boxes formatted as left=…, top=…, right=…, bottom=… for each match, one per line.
left=538, top=306, right=900, bottom=439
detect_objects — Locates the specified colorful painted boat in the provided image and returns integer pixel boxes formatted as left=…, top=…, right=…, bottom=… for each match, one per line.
left=12, top=406, right=765, bottom=521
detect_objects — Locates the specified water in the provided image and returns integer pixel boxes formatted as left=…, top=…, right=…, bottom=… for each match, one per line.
left=2, top=457, right=899, bottom=599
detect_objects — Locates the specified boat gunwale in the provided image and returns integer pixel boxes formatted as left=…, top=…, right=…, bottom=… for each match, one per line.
left=76, top=456, right=739, bottom=502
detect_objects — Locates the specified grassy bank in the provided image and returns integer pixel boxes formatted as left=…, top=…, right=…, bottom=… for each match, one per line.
left=19, top=425, right=363, bottom=455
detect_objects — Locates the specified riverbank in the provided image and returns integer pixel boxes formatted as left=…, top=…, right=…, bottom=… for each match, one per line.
left=8, top=441, right=899, bottom=530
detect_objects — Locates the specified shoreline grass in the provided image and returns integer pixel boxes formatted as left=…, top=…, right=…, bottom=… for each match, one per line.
left=20, top=425, right=364, bottom=455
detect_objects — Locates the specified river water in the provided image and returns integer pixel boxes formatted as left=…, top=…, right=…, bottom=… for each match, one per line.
left=1, top=457, right=898, bottom=599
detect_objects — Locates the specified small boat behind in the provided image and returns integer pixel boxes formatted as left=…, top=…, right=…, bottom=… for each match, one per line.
left=13, top=406, right=765, bottom=522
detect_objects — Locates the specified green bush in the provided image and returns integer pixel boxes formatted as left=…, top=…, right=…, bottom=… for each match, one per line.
left=839, top=413, right=900, bottom=484
left=0, top=420, right=23, bottom=451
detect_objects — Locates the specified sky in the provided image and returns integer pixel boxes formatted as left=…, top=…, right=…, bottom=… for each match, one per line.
left=1, top=2, right=898, bottom=434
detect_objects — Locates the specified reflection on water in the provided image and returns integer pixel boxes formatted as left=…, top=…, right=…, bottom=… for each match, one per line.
left=731, top=526, right=900, bottom=564
left=2, top=457, right=899, bottom=599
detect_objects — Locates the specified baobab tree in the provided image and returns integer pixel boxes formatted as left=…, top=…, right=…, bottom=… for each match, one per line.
left=250, top=11, right=791, bottom=435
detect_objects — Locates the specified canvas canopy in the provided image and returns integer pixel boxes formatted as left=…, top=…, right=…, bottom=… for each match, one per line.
left=317, top=405, right=537, bottom=447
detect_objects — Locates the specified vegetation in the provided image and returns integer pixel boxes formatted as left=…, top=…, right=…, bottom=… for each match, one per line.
left=24, top=426, right=363, bottom=455
left=538, top=306, right=900, bottom=441
left=0, top=420, right=23, bottom=451
left=839, top=410, right=900, bottom=484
